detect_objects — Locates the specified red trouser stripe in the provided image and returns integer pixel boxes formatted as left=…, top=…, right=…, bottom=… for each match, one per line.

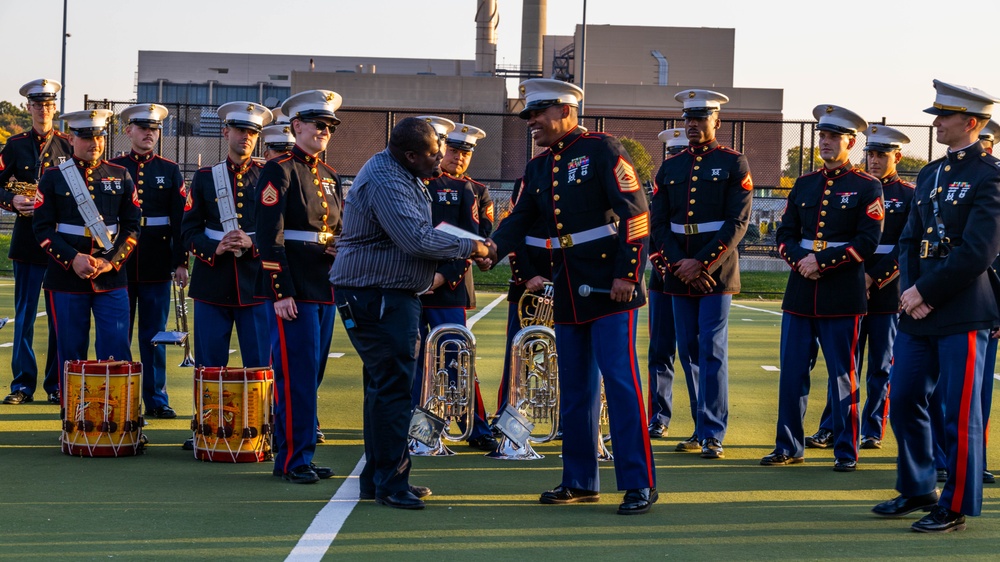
left=276, top=316, right=295, bottom=474
left=951, top=331, right=978, bottom=512
left=848, top=316, right=860, bottom=454
left=627, top=309, right=655, bottom=486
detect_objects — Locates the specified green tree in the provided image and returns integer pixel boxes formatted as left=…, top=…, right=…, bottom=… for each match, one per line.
left=897, top=154, right=929, bottom=174
left=619, top=136, right=654, bottom=186
left=0, top=100, right=32, bottom=145
left=780, top=145, right=822, bottom=181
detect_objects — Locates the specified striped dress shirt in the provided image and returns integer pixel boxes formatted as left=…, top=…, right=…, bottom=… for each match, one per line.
left=329, top=149, right=474, bottom=292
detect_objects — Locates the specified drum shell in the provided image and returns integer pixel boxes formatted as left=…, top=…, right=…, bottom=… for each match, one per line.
left=61, top=360, right=143, bottom=458
left=192, top=367, right=273, bottom=462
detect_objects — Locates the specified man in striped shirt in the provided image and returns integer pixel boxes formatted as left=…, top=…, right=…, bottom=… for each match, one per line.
left=330, top=117, right=492, bottom=510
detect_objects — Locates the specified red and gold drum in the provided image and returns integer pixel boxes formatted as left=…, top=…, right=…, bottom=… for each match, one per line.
left=61, top=360, right=144, bottom=457
left=192, top=367, right=273, bottom=462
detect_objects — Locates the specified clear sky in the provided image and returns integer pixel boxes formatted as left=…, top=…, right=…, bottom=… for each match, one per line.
left=3, top=0, right=999, bottom=125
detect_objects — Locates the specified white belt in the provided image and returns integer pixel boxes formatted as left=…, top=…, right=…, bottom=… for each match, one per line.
left=56, top=223, right=118, bottom=237
left=670, top=221, right=724, bottom=235
left=874, top=244, right=894, bottom=255
left=525, top=223, right=617, bottom=249
left=800, top=239, right=847, bottom=252
left=284, top=230, right=336, bottom=244
left=141, top=216, right=170, bottom=227
left=205, top=228, right=255, bottom=241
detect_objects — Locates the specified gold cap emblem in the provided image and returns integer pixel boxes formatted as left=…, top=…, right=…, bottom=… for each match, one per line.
left=461, top=126, right=469, bottom=133
left=149, top=105, right=156, bottom=111
left=688, top=91, right=696, bottom=98
left=41, top=79, right=48, bottom=86
left=673, top=130, right=681, bottom=138
left=89, top=110, right=97, bottom=118
left=519, top=85, right=526, bottom=94
left=826, top=106, right=834, bottom=113
left=282, top=126, right=290, bottom=134
left=871, top=126, right=878, bottom=133
left=325, top=92, right=336, bottom=102
left=247, top=104, right=255, bottom=111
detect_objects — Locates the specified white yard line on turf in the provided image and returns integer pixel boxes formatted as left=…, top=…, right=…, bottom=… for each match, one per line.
left=286, top=293, right=507, bottom=561
left=731, top=303, right=781, bottom=316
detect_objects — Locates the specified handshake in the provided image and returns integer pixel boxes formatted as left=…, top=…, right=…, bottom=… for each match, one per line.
left=471, top=239, right=499, bottom=270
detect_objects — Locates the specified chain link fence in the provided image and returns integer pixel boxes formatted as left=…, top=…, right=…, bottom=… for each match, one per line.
left=3, top=99, right=949, bottom=287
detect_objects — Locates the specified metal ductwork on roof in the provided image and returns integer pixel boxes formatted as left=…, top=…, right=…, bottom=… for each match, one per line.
left=651, top=50, right=668, bottom=86
left=475, top=0, right=499, bottom=76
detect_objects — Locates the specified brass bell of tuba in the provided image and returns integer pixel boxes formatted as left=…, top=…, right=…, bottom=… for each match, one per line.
left=409, top=323, right=478, bottom=457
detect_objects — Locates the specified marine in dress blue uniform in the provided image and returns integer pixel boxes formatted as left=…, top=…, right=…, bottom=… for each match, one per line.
left=810, top=125, right=915, bottom=449
left=761, top=104, right=883, bottom=472
left=110, top=104, right=186, bottom=419
left=180, top=102, right=272, bottom=370
left=255, top=90, right=343, bottom=483
left=413, top=149, right=496, bottom=451
left=490, top=79, right=657, bottom=515
left=873, top=81, right=1000, bottom=533
left=0, top=79, right=70, bottom=405
left=261, top=111, right=295, bottom=162
left=646, top=128, right=687, bottom=440
left=32, top=109, right=140, bottom=378
left=650, top=91, right=753, bottom=459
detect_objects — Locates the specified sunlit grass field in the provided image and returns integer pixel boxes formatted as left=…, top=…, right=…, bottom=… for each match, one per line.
left=0, top=280, right=997, bottom=560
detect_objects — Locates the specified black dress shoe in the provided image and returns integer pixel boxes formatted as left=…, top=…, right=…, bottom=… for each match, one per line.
left=833, top=458, right=857, bottom=472
left=805, top=428, right=832, bottom=449
left=147, top=406, right=177, bottom=419
left=539, top=485, right=600, bottom=504
left=376, top=490, right=425, bottom=510
left=47, top=392, right=60, bottom=404
left=282, top=465, right=320, bottom=484
left=617, top=488, right=658, bottom=515
left=310, top=463, right=334, bottom=479
left=181, top=438, right=194, bottom=451
left=360, top=485, right=432, bottom=500
left=760, top=452, right=804, bottom=466
left=2, top=391, right=32, bottom=405
left=700, top=438, right=724, bottom=459
left=860, top=436, right=882, bottom=449
left=468, top=434, right=500, bottom=451
left=936, top=468, right=948, bottom=482
left=984, top=470, right=995, bottom=484
left=872, top=491, right=939, bottom=517
left=675, top=434, right=700, bottom=452
left=648, top=422, right=668, bottom=438
left=912, top=505, right=966, bottom=533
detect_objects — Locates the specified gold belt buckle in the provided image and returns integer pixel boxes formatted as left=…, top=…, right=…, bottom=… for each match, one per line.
left=920, top=240, right=931, bottom=258
left=317, top=232, right=332, bottom=245
left=139, top=217, right=147, bottom=227
left=684, top=224, right=699, bottom=235
left=83, top=227, right=92, bottom=237
left=812, top=239, right=827, bottom=251
left=558, top=234, right=574, bottom=248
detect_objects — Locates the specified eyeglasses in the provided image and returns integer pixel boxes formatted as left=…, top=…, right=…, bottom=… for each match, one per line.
left=30, top=102, right=57, bottom=110
left=303, top=119, right=336, bottom=132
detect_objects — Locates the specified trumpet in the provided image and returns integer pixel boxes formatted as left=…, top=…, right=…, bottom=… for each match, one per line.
left=518, top=282, right=554, bottom=328
left=487, top=324, right=558, bottom=460
left=409, top=323, right=478, bottom=457
left=151, top=273, right=195, bottom=367
left=5, top=179, right=37, bottom=216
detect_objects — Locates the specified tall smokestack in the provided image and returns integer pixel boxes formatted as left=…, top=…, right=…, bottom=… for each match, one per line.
left=475, top=0, right=499, bottom=76
left=520, top=0, right=546, bottom=74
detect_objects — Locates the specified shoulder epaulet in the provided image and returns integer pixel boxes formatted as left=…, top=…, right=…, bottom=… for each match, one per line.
left=718, top=146, right=743, bottom=155
left=55, top=131, right=70, bottom=139
left=105, top=161, right=127, bottom=171
left=8, top=132, right=30, bottom=142
left=528, top=150, right=549, bottom=163
left=851, top=169, right=878, bottom=181
left=581, top=131, right=610, bottom=139
left=196, top=166, right=213, bottom=174
left=800, top=169, right=823, bottom=178
left=319, top=160, right=337, bottom=173
left=927, top=155, right=947, bottom=166
left=901, top=180, right=915, bottom=189
left=41, top=166, right=61, bottom=177
left=251, top=159, right=264, bottom=169
left=274, top=154, right=294, bottom=165
left=465, top=176, right=485, bottom=187
left=155, top=154, right=180, bottom=166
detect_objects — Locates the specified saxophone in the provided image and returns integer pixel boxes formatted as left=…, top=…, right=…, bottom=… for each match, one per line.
left=4, top=179, right=37, bottom=216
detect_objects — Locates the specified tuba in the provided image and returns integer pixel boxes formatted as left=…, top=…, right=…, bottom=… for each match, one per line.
left=151, top=273, right=195, bottom=367
left=409, top=323, right=478, bottom=456
left=5, top=179, right=38, bottom=216
left=518, top=282, right=554, bottom=328
left=487, top=324, right=559, bottom=460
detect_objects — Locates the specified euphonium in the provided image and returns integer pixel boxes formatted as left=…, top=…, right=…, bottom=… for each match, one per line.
left=518, top=282, right=554, bottom=328
left=409, top=323, right=478, bottom=456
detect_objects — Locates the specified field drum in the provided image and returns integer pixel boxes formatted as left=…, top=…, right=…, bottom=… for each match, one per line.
left=192, top=367, right=273, bottom=462
left=61, top=360, right=144, bottom=457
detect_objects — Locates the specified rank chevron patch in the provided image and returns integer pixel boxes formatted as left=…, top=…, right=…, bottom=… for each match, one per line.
left=614, top=157, right=640, bottom=193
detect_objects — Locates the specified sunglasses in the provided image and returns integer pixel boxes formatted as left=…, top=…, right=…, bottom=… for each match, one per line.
left=303, top=119, right=336, bottom=132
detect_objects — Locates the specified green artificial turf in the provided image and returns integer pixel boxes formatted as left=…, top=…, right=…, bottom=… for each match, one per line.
left=0, top=290, right=997, bottom=560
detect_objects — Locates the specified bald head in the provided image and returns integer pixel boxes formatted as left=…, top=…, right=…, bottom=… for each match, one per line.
left=389, top=117, right=442, bottom=178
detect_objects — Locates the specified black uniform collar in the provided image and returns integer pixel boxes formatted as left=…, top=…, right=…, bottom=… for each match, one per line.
left=72, top=155, right=100, bottom=169
left=821, top=161, right=853, bottom=179
left=227, top=157, right=253, bottom=175
left=880, top=173, right=900, bottom=185
left=292, top=144, right=321, bottom=165
left=129, top=150, right=155, bottom=163
left=549, top=126, right=584, bottom=155
left=946, top=140, right=985, bottom=164
left=31, top=128, right=53, bottom=143
left=688, top=139, right=720, bottom=155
